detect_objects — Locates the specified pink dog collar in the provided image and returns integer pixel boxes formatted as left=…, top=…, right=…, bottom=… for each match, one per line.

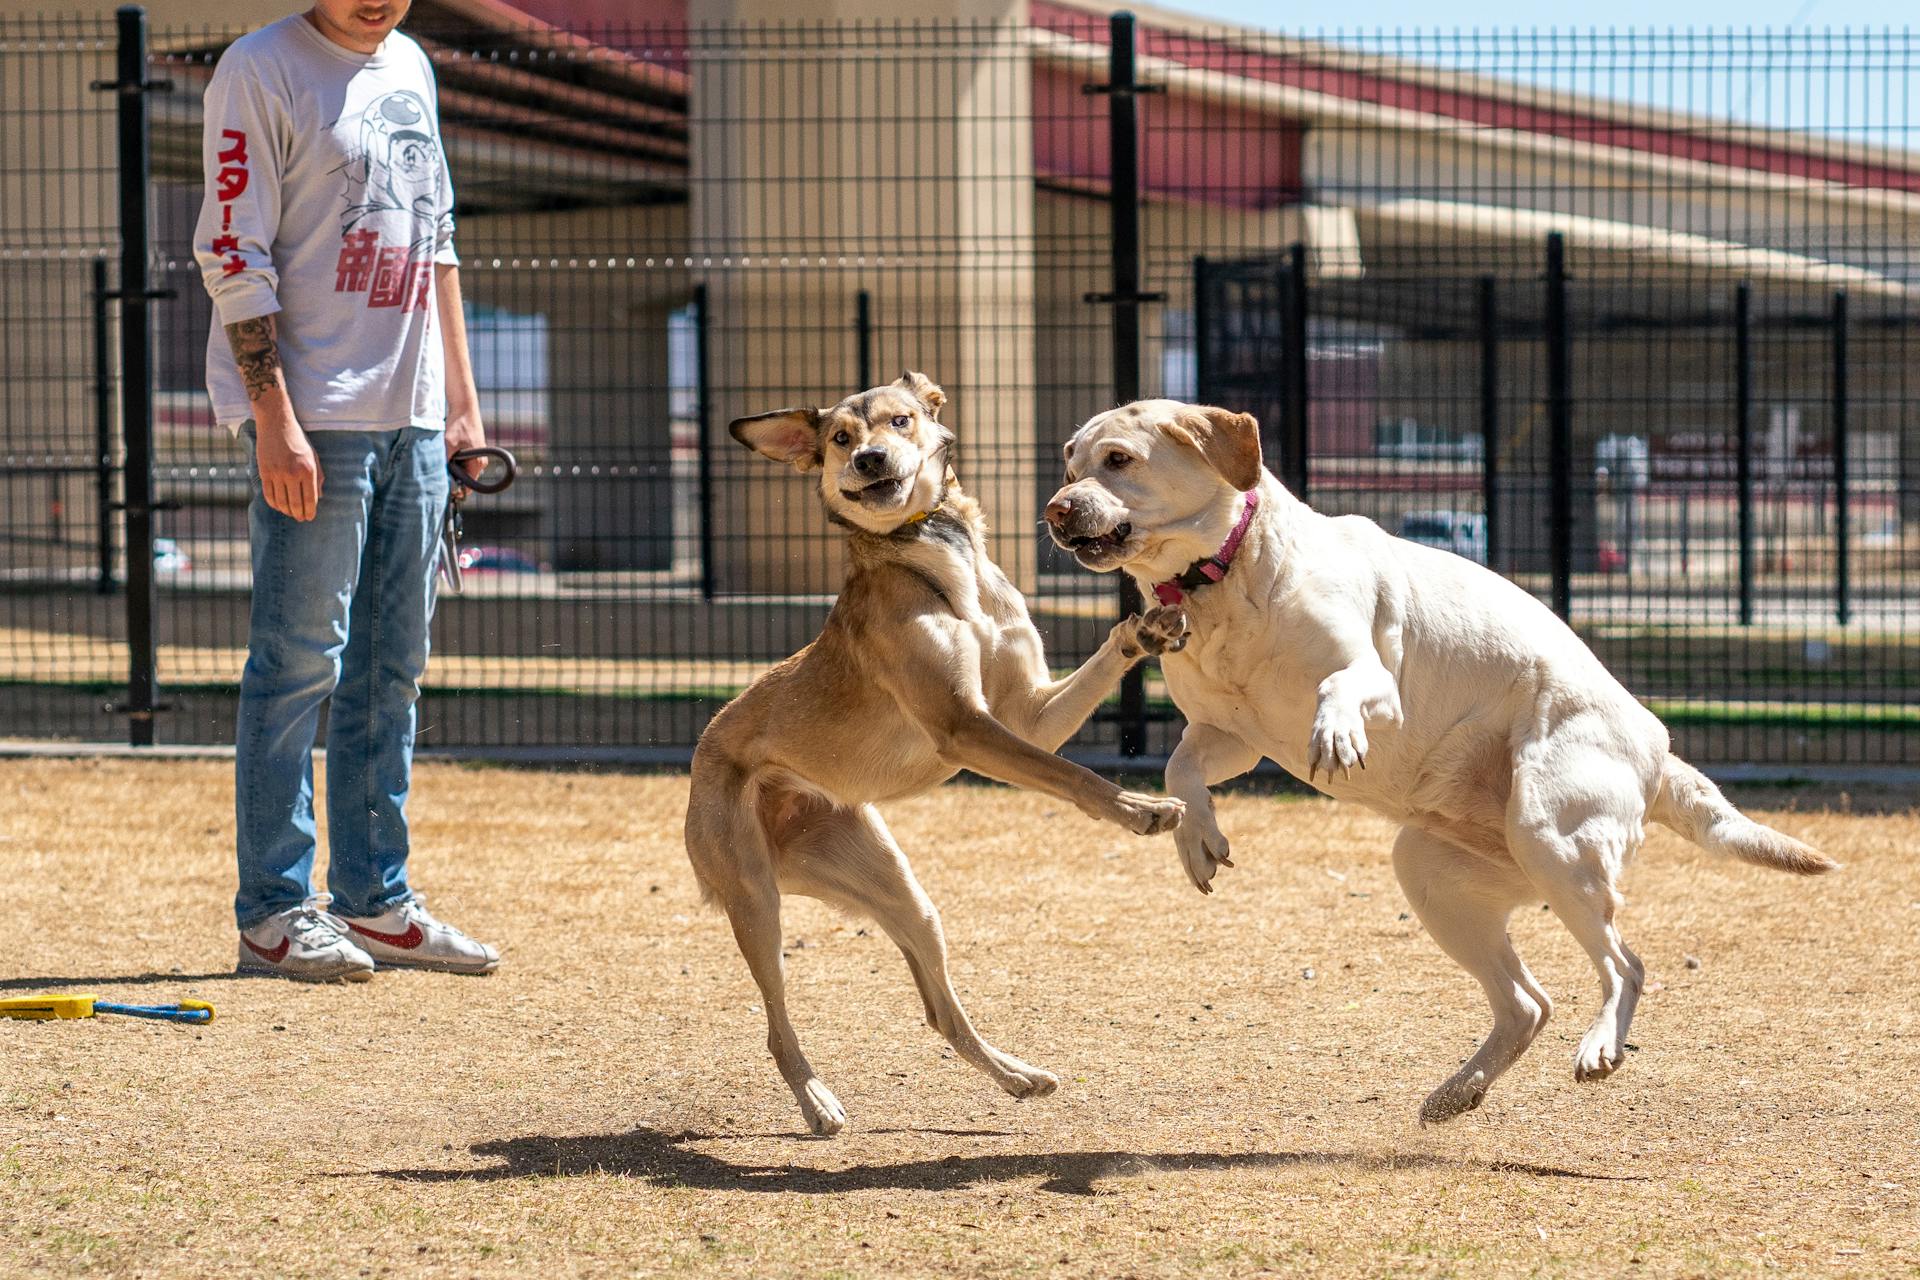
left=1152, top=489, right=1260, bottom=607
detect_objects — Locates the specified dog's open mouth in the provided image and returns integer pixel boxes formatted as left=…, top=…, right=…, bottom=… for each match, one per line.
left=1056, top=521, right=1132, bottom=563
left=841, top=476, right=908, bottom=506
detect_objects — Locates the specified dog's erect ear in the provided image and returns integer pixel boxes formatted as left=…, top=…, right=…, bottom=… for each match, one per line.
left=729, top=408, right=823, bottom=471
left=894, top=371, right=946, bottom=420
left=1165, top=406, right=1262, bottom=491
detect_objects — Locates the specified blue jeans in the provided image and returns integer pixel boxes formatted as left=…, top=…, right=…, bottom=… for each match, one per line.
left=234, top=425, right=449, bottom=929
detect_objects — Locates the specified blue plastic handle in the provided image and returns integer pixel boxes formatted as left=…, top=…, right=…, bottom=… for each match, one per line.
left=91, top=1001, right=214, bottom=1024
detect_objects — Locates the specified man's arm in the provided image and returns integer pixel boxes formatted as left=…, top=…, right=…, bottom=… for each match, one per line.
left=201, top=131, right=319, bottom=522
left=224, top=314, right=321, bottom=522
left=435, top=262, right=485, bottom=483
left=194, top=57, right=319, bottom=521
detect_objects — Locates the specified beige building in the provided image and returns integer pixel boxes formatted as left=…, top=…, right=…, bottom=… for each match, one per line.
left=3, top=0, right=1915, bottom=594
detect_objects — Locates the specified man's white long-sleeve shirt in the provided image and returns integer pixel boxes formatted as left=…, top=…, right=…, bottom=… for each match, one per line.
left=194, top=14, right=458, bottom=432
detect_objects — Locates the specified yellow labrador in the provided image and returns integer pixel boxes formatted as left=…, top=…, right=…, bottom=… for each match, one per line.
left=686, top=374, right=1186, bottom=1136
left=1046, top=399, right=1834, bottom=1124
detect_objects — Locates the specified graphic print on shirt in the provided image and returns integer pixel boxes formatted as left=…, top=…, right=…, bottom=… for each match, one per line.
left=329, top=90, right=444, bottom=313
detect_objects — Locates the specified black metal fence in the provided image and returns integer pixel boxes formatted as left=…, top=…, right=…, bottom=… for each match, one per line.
left=2, top=9, right=1915, bottom=768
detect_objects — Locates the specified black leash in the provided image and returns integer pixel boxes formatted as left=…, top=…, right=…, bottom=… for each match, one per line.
left=439, top=446, right=518, bottom=593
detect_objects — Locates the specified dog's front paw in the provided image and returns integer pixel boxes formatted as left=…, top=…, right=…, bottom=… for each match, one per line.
left=1175, top=806, right=1233, bottom=894
left=1109, top=790, right=1184, bottom=836
left=1132, top=604, right=1189, bottom=656
left=1306, top=706, right=1370, bottom=783
left=1112, top=606, right=1188, bottom=660
left=1361, top=687, right=1405, bottom=729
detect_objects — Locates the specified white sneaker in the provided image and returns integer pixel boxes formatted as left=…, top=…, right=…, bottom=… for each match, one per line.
left=338, top=897, right=499, bottom=975
left=238, top=898, right=375, bottom=983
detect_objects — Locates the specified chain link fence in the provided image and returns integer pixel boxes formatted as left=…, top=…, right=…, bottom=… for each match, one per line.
left=2, top=9, right=1915, bottom=768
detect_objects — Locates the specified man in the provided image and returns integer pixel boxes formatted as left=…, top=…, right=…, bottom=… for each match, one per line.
left=195, top=0, right=498, bottom=980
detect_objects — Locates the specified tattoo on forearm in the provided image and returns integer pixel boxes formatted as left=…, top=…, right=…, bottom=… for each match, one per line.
left=224, top=315, right=282, bottom=402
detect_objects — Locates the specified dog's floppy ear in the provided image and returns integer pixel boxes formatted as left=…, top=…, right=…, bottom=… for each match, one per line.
left=1165, top=405, right=1262, bottom=491
left=894, top=371, right=946, bottom=420
left=729, top=408, right=823, bottom=471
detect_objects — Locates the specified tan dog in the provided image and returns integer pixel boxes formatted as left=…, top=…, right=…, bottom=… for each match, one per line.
left=1046, top=399, right=1834, bottom=1124
left=686, top=373, right=1186, bottom=1136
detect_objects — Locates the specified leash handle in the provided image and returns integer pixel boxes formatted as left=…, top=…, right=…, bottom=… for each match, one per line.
left=440, top=446, right=515, bottom=594
left=448, top=445, right=517, bottom=495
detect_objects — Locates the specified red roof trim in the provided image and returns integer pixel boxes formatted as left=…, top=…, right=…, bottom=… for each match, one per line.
left=1032, top=1, right=1920, bottom=195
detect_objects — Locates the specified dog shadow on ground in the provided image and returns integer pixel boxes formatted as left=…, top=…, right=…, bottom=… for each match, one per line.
left=362, top=1127, right=1644, bottom=1196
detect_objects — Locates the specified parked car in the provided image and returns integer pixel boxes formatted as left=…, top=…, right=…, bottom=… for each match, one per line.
left=1374, top=417, right=1484, bottom=462
left=1397, top=510, right=1488, bottom=565
left=153, top=537, right=191, bottom=574
left=456, top=545, right=544, bottom=575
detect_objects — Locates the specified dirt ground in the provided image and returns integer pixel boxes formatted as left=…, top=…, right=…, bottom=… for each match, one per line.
left=1, top=757, right=1915, bottom=1279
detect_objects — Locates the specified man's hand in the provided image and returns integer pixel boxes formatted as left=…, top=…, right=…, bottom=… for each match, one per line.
left=224, top=314, right=318, bottom=521
left=255, top=414, right=322, bottom=522
left=223, top=314, right=319, bottom=521
left=446, top=407, right=487, bottom=492
left=436, top=262, right=487, bottom=494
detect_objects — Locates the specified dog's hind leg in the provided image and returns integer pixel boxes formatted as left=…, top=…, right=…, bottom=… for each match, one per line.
left=1393, top=826, right=1552, bottom=1124
left=1507, top=734, right=1649, bottom=1085
left=719, top=867, right=848, bottom=1136
left=778, top=804, right=1060, bottom=1100
left=690, top=778, right=850, bottom=1137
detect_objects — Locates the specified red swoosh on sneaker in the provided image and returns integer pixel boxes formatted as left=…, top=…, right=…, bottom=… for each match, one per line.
left=242, top=935, right=290, bottom=964
left=347, top=920, right=425, bottom=950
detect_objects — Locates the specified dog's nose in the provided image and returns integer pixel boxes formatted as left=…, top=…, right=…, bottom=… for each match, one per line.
left=852, top=447, right=887, bottom=479
left=1044, top=495, right=1073, bottom=528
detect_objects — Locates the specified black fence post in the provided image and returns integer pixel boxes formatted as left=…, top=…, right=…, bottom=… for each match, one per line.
left=1735, top=282, right=1755, bottom=626
left=1281, top=241, right=1310, bottom=499
left=1478, top=274, right=1499, bottom=572
left=854, top=289, right=873, bottom=390
left=1088, top=10, right=1163, bottom=758
left=1191, top=255, right=1210, bottom=404
left=1544, top=232, right=1572, bottom=622
left=1832, top=289, right=1850, bottom=626
left=100, top=4, right=166, bottom=745
left=694, top=283, right=716, bottom=601
left=92, top=256, right=116, bottom=595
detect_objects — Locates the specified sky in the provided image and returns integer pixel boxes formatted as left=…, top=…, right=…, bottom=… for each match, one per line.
left=1150, top=0, right=1905, bottom=31
left=1147, top=0, right=1915, bottom=143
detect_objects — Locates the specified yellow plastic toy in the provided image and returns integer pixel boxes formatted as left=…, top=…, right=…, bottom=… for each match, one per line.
left=0, top=994, right=214, bottom=1024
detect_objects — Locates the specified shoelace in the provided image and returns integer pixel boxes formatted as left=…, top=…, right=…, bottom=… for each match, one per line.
left=386, top=898, right=486, bottom=953
left=288, top=895, right=352, bottom=947
left=390, top=895, right=443, bottom=936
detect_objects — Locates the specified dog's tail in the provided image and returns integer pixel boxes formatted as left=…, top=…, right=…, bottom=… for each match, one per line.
left=1648, top=754, right=1837, bottom=875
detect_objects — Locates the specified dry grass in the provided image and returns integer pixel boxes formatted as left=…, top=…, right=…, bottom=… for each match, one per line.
left=0, top=625, right=772, bottom=694
left=1, top=757, right=1916, bottom=1279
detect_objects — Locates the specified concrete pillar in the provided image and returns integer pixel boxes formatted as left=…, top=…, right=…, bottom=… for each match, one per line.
left=455, top=204, right=691, bottom=572
left=689, top=0, right=1037, bottom=593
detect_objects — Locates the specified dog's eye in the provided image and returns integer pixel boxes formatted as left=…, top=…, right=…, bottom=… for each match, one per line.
left=890, top=415, right=911, bottom=429
left=1105, top=450, right=1131, bottom=470
left=832, top=430, right=850, bottom=446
